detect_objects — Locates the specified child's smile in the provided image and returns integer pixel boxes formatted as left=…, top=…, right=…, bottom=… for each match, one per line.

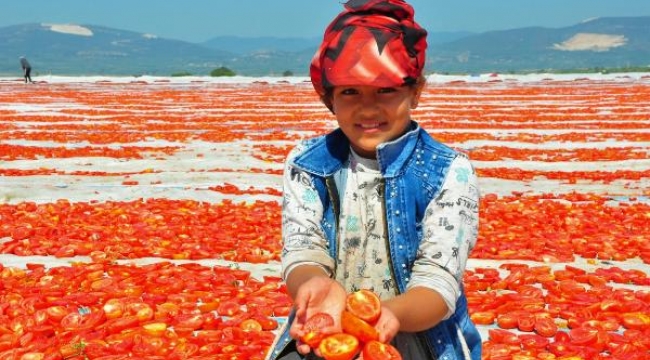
left=331, top=84, right=422, bottom=158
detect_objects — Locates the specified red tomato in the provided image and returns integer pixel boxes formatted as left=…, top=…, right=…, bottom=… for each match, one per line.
left=103, top=299, right=124, bottom=319
left=621, top=312, right=650, bottom=330
left=300, top=312, right=335, bottom=348
left=45, top=306, right=68, bottom=323
left=519, top=334, right=550, bottom=350
left=173, top=314, right=204, bottom=330
left=534, top=317, right=558, bottom=337
left=60, top=310, right=105, bottom=331
left=273, top=306, right=291, bottom=317
left=252, top=315, right=278, bottom=331
left=340, top=310, right=379, bottom=343
left=346, top=290, right=381, bottom=324
left=496, top=313, right=518, bottom=330
left=362, top=340, right=402, bottom=360
left=142, top=322, right=167, bottom=337
left=217, top=301, right=241, bottom=317
left=488, top=329, right=520, bottom=345
left=517, top=313, right=536, bottom=332
left=126, top=302, right=154, bottom=322
left=239, top=319, right=263, bottom=332
left=104, top=316, right=139, bottom=334
left=569, top=327, right=598, bottom=346
left=318, top=333, right=360, bottom=360
left=470, top=311, right=495, bottom=325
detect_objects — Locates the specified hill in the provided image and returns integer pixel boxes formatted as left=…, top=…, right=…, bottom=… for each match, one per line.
left=429, top=16, right=650, bottom=73
left=1, top=17, right=648, bottom=76
left=0, top=23, right=234, bottom=76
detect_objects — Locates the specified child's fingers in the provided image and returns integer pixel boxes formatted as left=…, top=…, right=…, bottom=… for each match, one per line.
left=295, top=341, right=313, bottom=355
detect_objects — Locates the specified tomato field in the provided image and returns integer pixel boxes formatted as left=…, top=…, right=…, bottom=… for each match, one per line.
left=1, top=74, right=649, bottom=359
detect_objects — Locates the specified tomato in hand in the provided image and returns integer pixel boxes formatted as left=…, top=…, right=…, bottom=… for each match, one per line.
left=341, top=310, right=379, bottom=343
left=346, top=289, right=381, bottom=324
left=300, top=312, right=335, bottom=348
left=362, top=340, right=402, bottom=360
left=318, top=333, right=360, bottom=360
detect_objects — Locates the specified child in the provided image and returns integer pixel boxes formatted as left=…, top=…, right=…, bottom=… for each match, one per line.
left=267, top=1, right=481, bottom=359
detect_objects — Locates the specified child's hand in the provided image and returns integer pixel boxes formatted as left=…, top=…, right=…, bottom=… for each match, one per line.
left=373, top=306, right=401, bottom=344
left=289, top=276, right=347, bottom=354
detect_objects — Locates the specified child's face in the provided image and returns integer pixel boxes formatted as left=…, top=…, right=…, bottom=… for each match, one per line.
left=331, top=84, right=422, bottom=159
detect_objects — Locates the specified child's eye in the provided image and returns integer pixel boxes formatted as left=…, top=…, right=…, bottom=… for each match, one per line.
left=378, top=87, right=397, bottom=94
left=340, top=88, right=359, bottom=95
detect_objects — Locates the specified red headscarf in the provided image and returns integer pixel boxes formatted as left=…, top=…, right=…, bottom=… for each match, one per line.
left=310, top=0, right=428, bottom=97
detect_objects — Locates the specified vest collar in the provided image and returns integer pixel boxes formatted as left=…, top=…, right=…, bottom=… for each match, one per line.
left=292, top=121, right=420, bottom=178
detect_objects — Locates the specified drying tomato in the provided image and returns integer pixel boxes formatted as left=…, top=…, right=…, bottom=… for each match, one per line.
left=517, top=313, right=536, bottom=332
left=104, top=316, right=139, bottom=334
left=362, top=340, right=402, bottom=360
left=239, top=319, right=263, bottom=332
left=496, top=313, right=518, bottom=329
left=534, top=317, right=558, bottom=337
left=488, top=329, right=519, bottom=345
left=346, top=290, right=381, bottom=324
left=300, top=312, right=335, bottom=348
left=60, top=310, right=105, bottom=331
left=318, top=333, right=360, bottom=360
left=45, top=305, right=68, bottom=323
left=519, top=334, right=549, bottom=350
left=142, top=322, right=167, bottom=337
left=568, top=327, right=598, bottom=346
left=340, top=310, right=379, bottom=343
left=470, top=311, right=496, bottom=325
left=621, top=312, right=650, bottom=330
left=173, top=314, right=204, bottom=330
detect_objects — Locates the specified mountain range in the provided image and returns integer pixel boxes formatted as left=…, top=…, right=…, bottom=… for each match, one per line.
left=1, top=16, right=648, bottom=77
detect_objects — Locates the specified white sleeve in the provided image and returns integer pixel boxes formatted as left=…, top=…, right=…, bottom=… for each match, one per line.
left=281, top=146, right=336, bottom=281
left=407, top=154, right=480, bottom=319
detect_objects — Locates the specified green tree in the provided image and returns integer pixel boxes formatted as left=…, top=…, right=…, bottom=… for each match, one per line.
left=210, top=67, right=236, bottom=77
left=282, top=70, right=294, bottom=77
left=171, top=71, right=193, bottom=77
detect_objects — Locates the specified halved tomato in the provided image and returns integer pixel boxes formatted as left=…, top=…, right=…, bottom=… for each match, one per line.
left=346, top=289, right=381, bottom=324
left=300, top=312, right=335, bottom=348
left=621, top=312, right=650, bottom=330
left=496, top=313, right=519, bottom=330
left=517, top=313, right=536, bottom=332
left=239, top=319, right=263, bottom=332
left=568, top=327, right=598, bottom=346
left=341, top=310, right=379, bottom=343
left=362, top=340, right=402, bottom=360
left=470, top=311, right=496, bottom=326
left=318, top=333, right=360, bottom=360
left=534, top=317, right=558, bottom=337
left=488, top=329, right=519, bottom=345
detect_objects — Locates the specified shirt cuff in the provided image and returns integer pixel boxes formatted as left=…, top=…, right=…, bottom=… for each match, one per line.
left=407, top=264, right=460, bottom=320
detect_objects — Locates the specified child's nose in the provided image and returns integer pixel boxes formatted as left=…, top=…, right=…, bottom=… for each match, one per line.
left=358, top=94, right=380, bottom=115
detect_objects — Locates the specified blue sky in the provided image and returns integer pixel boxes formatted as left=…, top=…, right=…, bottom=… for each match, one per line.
left=4, top=0, right=650, bottom=42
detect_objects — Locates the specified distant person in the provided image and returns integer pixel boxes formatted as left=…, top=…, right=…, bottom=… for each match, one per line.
left=20, top=56, right=33, bottom=83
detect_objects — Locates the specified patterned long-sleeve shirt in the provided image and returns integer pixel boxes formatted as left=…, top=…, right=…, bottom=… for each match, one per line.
left=282, top=146, right=479, bottom=319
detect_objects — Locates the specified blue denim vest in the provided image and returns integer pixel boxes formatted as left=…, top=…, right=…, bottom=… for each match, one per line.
left=267, top=122, right=481, bottom=360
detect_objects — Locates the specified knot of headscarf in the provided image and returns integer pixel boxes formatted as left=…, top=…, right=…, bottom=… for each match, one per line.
left=310, top=0, right=428, bottom=97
